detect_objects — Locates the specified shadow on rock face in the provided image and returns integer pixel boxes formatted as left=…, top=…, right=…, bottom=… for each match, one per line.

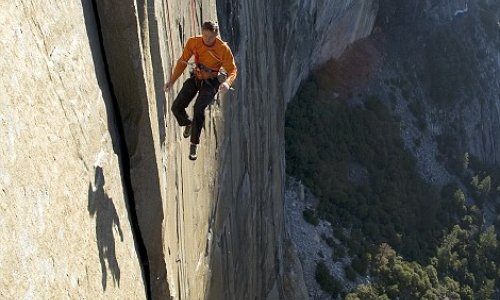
left=81, top=1, right=170, bottom=297
left=88, top=166, right=123, bottom=291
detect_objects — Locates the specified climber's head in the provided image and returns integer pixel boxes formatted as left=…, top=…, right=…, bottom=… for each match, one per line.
left=201, top=21, right=218, bottom=46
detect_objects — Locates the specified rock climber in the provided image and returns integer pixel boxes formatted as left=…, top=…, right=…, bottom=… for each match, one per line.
left=164, top=21, right=238, bottom=161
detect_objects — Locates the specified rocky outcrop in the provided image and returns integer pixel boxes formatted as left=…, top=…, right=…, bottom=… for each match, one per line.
left=373, top=0, right=500, bottom=176
left=283, top=0, right=500, bottom=295
left=1, top=0, right=378, bottom=298
left=208, top=1, right=378, bottom=298
left=90, top=0, right=378, bottom=298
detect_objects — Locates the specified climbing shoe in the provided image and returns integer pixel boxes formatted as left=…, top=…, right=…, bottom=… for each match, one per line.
left=189, top=144, right=197, bottom=161
left=183, top=125, right=192, bottom=138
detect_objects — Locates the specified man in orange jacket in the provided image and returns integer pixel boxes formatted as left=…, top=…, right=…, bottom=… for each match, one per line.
left=164, top=21, right=237, bottom=161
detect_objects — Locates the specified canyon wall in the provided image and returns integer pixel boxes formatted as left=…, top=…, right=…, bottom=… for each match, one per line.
left=0, top=1, right=146, bottom=298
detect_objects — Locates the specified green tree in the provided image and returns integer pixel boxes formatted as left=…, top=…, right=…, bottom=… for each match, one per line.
left=453, top=189, right=465, bottom=208
left=315, top=260, right=343, bottom=296
left=463, top=152, right=470, bottom=170
left=479, top=226, right=497, bottom=258
left=471, top=175, right=479, bottom=188
left=477, top=279, right=494, bottom=299
left=302, top=208, right=319, bottom=226
left=344, top=264, right=357, bottom=281
left=477, top=175, right=491, bottom=196
left=346, top=284, right=388, bottom=300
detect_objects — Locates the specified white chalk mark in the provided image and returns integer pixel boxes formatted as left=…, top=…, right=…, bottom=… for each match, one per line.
left=94, top=149, right=108, bottom=168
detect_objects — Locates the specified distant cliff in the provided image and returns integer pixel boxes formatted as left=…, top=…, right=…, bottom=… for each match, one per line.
left=350, top=0, right=499, bottom=191
left=0, top=0, right=377, bottom=298
left=284, top=0, right=500, bottom=297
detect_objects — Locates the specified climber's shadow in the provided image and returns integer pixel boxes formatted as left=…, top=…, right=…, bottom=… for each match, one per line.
left=88, top=166, right=123, bottom=291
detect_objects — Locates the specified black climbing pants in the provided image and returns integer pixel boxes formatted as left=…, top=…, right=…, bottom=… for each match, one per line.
left=171, top=76, right=220, bottom=144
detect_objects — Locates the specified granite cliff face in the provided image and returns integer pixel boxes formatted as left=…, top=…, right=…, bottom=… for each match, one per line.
left=0, top=1, right=146, bottom=298
left=369, top=0, right=500, bottom=184
left=212, top=1, right=377, bottom=299
left=1, top=0, right=377, bottom=298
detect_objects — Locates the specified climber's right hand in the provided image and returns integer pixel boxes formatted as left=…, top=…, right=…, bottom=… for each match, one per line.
left=164, top=80, right=173, bottom=92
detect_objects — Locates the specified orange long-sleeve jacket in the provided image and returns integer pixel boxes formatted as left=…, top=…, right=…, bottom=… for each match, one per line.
left=170, top=36, right=238, bottom=86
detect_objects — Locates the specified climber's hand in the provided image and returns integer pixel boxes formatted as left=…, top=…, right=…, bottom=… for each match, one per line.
left=218, top=82, right=230, bottom=94
left=164, top=80, right=173, bottom=92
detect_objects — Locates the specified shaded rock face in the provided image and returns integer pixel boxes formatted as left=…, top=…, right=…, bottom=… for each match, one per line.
left=218, top=0, right=379, bottom=103
left=374, top=0, right=500, bottom=169
left=1, top=0, right=377, bottom=299
left=209, top=1, right=378, bottom=299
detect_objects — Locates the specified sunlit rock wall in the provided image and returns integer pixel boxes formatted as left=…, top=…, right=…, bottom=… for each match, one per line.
left=0, top=1, right=146, bottom=298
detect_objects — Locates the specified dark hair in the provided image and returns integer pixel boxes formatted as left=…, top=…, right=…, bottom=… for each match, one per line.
left=202, top=21, right=219, bottom=35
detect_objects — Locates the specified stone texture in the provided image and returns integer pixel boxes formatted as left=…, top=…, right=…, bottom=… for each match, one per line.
left=373, top=0, right=500, bottom=173
left=95, top=0, right=377, bottom=298
left=0, top=1, right=146, bottom=298
left=282, top=238, right=309, bottom=300
left=207, top=1, right=378, bottom=298
left=92, top=0, right=170, bottom=297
